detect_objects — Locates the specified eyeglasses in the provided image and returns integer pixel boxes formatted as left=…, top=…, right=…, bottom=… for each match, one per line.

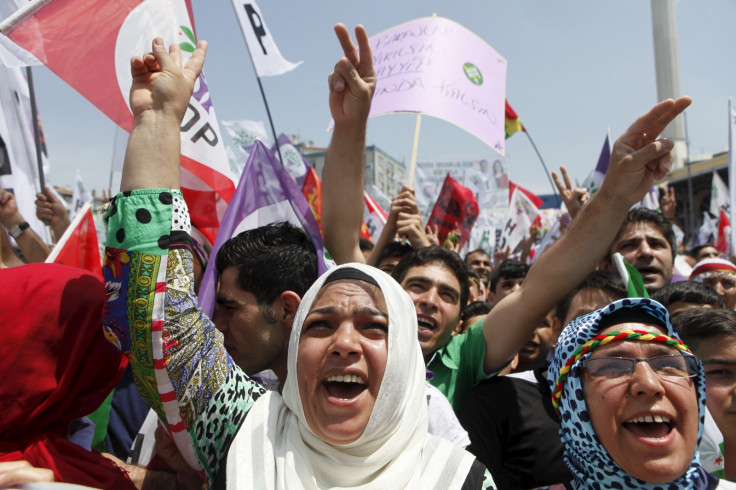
left=583, top=354, right=699, bottom=380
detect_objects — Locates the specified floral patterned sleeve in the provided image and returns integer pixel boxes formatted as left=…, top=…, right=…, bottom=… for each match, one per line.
left=102, top=189, right=266, bottom=486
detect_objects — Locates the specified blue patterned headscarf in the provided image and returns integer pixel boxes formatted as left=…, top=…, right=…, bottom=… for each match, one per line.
left=547, top=298, right=713, bottom=489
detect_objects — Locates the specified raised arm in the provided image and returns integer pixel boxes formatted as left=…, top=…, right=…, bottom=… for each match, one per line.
left=103, top=39, right=265, bottom=485
left=366, top=187, right=429, bottom=265
left=120, top=37, right=205, bottom=190
left=321, top=24, right=376, bottom=264
left=481, top=97, right=692, bottom=372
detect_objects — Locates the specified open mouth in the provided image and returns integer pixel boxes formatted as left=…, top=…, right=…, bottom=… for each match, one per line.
left=417, top=316, right=437, bottom=332
left=623, top=414, right=673, bottom=439
left=323, top=374, right=367, bottom=400
left=637, top=267, right=661, bottom=281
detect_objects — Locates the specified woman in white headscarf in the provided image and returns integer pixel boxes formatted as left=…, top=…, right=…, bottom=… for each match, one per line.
left=226, top=263, right=492, bottom=488
left=101, top=25, right=494, bottom=489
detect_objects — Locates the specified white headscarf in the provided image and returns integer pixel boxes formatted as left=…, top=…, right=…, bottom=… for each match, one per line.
left=227, top=263, right=477, bottom=489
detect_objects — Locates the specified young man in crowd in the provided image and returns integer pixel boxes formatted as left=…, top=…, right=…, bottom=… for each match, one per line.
left=674, top=308, right=736, bottom=481
left=213, top=222, right=318, bottom=387
left=489, top=259, right=529, bottom=306
left=465, top=249, right=492, bottom=286
left=601, top=206, right=676, bottom=293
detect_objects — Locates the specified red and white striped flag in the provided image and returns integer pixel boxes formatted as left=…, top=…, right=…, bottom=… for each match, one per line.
left=362, top=191, right=387, bottom=243
left=1, top=0, right=236, bottom=244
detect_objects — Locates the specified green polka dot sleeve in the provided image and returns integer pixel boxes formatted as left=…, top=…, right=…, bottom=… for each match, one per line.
left=104, top=189, right=182, bottom=255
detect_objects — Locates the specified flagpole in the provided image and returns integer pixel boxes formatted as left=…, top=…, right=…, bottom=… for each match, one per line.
left=25, top=67, right=46, bottom=193
left=407, top=113, right=422, bottom=188
left=254, top=76, right=285, bottom=166
left=231, top=1, right=285, bottom=167
left=0, top=0, right=52, bottom=34
left=523, top=129, right=559, bottom=204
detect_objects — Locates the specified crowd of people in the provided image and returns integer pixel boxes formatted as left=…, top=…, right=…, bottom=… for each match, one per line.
left=1, top=22, right=735, bottom=490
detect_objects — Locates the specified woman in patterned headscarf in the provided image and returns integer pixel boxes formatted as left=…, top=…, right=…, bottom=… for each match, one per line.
left=548, top=298, right=735, bottom=489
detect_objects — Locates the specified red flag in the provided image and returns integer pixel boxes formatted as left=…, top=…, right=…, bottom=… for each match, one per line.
left=45, top=202, right=101, bottom=276
left=717, top=208, right=731, bottom=254
left=427, top=174, right=479, bottom=249
left=508, top=181, right=543, bottom=208
left=4, top=0, right=236, bottom=244
left=301, top=166, right=322, bottom=232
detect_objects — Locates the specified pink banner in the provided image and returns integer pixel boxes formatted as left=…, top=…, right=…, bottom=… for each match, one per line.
left=369, top=17, right=507, bottom=154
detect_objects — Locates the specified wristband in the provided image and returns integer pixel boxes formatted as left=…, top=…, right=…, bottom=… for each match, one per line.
left=8, top=221, right=29, bottom=238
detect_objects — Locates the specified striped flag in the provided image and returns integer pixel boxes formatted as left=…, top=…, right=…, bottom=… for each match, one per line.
left=362, top=191, right=388, bottom=243
left=505, top=100, right=523, bottom=139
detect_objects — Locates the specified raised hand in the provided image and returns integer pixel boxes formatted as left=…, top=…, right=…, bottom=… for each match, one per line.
left=129, top=37, right=207, bottom=121
left=600, top=96, right=691, bottom=206
left=551, top=165, right=590, bottom=220
left=426, top=224, right=440, bottom=246
left=0, top=189, right=19, bottom=228
left=36, top=187, right=70, bottom=236
left=328, top=24, right=376, bottom=126
left=122, top=38, right=208, bottom=191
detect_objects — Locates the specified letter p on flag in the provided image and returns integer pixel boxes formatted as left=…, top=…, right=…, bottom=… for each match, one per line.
left=233, top=0, right=302, bottom=77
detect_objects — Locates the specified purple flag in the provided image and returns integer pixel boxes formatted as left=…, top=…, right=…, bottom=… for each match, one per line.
left=197, top=140, right=330, bottom=317
left=581, top=134, right=611, bottom=196
left=273, top=133, right=310, bottom=188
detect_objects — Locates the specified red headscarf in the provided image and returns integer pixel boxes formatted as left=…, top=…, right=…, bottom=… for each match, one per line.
left=0, top=263, right=134, bottom=488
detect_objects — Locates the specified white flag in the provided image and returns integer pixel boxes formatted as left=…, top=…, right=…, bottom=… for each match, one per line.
left=69, top=169, right=92, bottom=221
left=497, top=188, right=539, bottom=255
left=231, top=0, right=302, bottom=77
left=223, top=118, right=269, bottom=176
left=0, top=63, right=49, bottom=242
left=711, top=171, right=729, bottom=218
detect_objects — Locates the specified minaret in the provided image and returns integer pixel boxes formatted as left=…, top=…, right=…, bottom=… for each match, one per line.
left=651, top=0, right=688, bottom=169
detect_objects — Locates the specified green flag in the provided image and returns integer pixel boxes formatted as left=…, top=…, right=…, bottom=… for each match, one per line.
left=613, top=252, right=650, bottom=298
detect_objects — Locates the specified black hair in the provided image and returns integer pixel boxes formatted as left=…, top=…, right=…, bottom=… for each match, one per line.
left=672, top=308, right=736, bottom=351
left=489, top=259, right=529, bottom=293
left=555, top=270, right=627, bottom=325
left=462, top=300, right=492, bottom=322
left=376, top=241, right=414, bottom=266
left=215, top=222, right=318, bottom=308
left=464, top=248, right=490, bottom=262
left=689, top=244, right=719, bottom=262
left=359, top=237, right=374, bottom=253
left=608, top=207, right=677, bottom=263
left=391, top=245, right=470, bottom=309
left=652, top=281, right=725, bottom=310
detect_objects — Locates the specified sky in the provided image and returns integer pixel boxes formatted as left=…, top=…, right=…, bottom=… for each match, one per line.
left=23, top=0, right=736, bottom=196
